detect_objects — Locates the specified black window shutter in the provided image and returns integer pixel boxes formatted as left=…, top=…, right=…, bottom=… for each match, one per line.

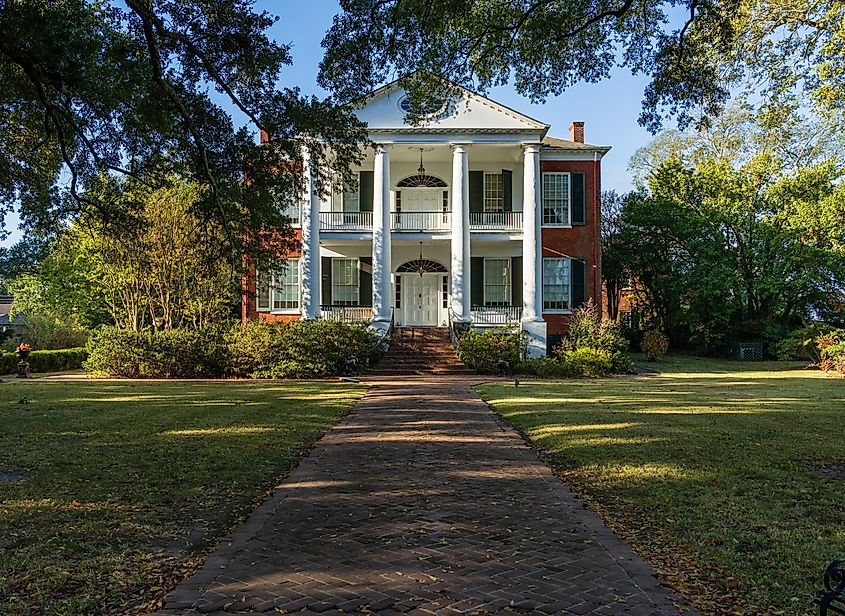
left=510, top=256, right=523, bottom=307
left=469, top=171, right=484, bottom=213
left=502, top=169, right=512, bottom=212
left=571, top=258, right=586, bottom=308
left=471, top=257, right=484, bottom=306
left=359, top=171, right=374, bottom=212
left=571, top=172, right=586, bottom=225
left=358, top=257, right=372, bottom=307
left=321, top=257, right=332, bottom=305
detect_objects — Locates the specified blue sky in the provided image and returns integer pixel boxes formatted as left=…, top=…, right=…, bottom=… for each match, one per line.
left=1, top=0, right=662, bottom=247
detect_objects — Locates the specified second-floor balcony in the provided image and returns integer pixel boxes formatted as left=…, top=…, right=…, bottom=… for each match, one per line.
left=317, top=210, right=523, bottom=233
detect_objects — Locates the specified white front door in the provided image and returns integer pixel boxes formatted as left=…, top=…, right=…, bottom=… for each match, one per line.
left=400, top=273, right=440, bottom=326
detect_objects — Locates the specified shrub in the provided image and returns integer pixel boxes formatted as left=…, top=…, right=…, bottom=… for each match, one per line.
left=776, top=323, right=844, bottom=364
left=560, top=347, right=614, bottom=377
left=85, top=326, right=228, bottom=378
left=1, top=348, right=87, bottom=375
left=226, top=320, right=385, bottom=379
left=642, top=329, right=669, bottom=361
left=520, top=355, right=575, bottom=378
left=553, top=299, right=630, bottom=374
left=818, top=333, right=845, bottom=375
left=456, top=328, right=525, bottom=374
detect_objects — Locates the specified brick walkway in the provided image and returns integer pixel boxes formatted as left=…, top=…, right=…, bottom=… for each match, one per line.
left=155, top=377, right=690, bottom=616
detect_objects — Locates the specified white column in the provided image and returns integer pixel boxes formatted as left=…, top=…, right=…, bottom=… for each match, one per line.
left=521, top=143, right=546, bottom=356
left=372, top=145, right=392, bottom=324
left=300, top=150, right=321, bottom=320
left=450, top=143, right=471, bottom=322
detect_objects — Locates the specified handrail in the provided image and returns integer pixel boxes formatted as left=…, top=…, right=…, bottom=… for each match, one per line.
left=470, top=305, right=522, bottom=325
left=469, top=211, right=523, bottom=231
left=319, top=305, right=373, bottom=322
left=319, top=211, right=373, bottom=231
left=391, top=211, right=450, bottom=232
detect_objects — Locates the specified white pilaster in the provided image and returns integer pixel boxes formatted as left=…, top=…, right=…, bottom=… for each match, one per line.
left=300, top=150, right=321, bottom=320
left=372, top=145, right=392, bottom=324
left=521, top=143, right=546, bottom=356
left=450, top=143, right=471, bottom=322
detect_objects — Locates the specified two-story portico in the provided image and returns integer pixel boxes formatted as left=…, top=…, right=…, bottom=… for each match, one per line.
left=243, top=81, right=610, bottom=356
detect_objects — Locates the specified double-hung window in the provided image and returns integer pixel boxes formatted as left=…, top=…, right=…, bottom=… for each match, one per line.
left=484, top=258, right=511, bottom=306
left=332, top=258, right=359, bottom=305
left=484, top=173, right=503, bottom=212
left=256, top=259, right=300, bottom=312
left=542, top=172, right=570, bottom=225
left=272, top=260, right=300, bottom=311
left=342, top=172, right=360, bottom=212
left=543, top=258, right=571, bottom=310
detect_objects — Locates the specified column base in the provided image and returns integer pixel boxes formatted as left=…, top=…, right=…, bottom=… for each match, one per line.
left=521, top=320, right=547, bottom=359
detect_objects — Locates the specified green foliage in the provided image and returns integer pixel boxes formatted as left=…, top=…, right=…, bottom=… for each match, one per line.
left=322, top=1, right=844, bottom=132
left=560, top=347, right=614, bottom=378
left=226, top=320, right=385, bottom=378
left=84, top=326, right=228, bottom=378
left=641, top=330, right=669, bottom=361
left=1, top=348, right=87, bottom=375
left=818, top=331, right=845, bottom=375
left=0, top=236, right=51, bottom=295
left=613, top=150, right=845, bottom=355
left=776, top=323, right=843, bottom=363
left=0, top=1, right=365, bottom=250
left=85, top=321, right=385, bottom=379
left=455, top=328, right=526, bottom=375
left=520, top=355, right=576, bottom=378
left=555, top=300, right=631, bottom=373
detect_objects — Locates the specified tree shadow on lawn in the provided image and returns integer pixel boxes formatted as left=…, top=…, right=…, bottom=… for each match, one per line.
left=478, top=370, right=845, bottom=614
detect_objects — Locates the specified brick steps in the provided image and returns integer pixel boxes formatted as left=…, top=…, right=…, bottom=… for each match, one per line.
left=369, top=327, right=475, bottom=375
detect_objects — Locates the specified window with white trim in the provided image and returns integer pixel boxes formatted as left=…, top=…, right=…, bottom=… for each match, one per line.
left=484, top=258, right=511, bottom=306
left=342, top=172, right=360, bottom=212
left=272, top=260, right=300, bottom=311
left=542, top=172, right=570, bottom=225
left=484, top=173, right=503, bottom=212
left=543, top=258, right=571, bottom=310
left=332, top=258, right=359, bottom=305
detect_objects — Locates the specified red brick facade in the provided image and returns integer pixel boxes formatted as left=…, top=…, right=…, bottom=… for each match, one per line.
left=540, top=158, right=602, bottom=337
left=242, top=229, right=302, bottom=323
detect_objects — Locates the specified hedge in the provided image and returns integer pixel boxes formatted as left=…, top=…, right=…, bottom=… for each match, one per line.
left=83, top=321, right=386, bottom=379
left=1, top=348, right=88, bottom=375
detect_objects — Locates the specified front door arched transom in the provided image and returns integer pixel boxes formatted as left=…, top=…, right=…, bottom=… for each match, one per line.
left=396, top=259, right=447, bottom=274
left=396, top=174, right=447, bottom=188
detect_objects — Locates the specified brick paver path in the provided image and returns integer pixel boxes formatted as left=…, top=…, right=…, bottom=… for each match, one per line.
left=155, top=377, right=690, bottom=616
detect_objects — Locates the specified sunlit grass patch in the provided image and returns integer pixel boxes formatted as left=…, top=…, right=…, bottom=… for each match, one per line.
left=478, top=355, right=845, bottom=615
left=0, top=380, right=365, bottom=614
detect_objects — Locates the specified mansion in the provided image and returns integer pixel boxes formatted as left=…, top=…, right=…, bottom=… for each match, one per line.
left=243, top=81, right=609, bottom=356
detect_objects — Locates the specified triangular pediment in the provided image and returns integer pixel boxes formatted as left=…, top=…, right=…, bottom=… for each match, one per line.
left=352, top=80, right=549, bottom=134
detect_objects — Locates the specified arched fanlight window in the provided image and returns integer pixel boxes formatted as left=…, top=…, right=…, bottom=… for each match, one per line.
left=396, top=175, right=447, bottom=188
left=397, top=259, right=447, bottom=274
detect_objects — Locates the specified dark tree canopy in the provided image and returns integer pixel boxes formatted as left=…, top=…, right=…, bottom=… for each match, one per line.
left=320, top=0, right=844, bottom=131
left=0, top=0, right=366, bottom=256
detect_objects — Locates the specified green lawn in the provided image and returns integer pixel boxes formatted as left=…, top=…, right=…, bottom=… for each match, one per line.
left=0, top=380, right=365, bottom=615
left=479, top=356, right=845, bottom=615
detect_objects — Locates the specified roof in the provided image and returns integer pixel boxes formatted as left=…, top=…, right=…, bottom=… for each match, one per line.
left=354, top=76, right=551, bottom=135
left=542, top=136, right=611, bottom=153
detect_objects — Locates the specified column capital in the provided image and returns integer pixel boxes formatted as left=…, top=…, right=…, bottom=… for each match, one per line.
left=521, top=142, right=542, bottom=154
left=373, top=142, right=394, bottom=152
left=449, top=142, right=472, bottom=152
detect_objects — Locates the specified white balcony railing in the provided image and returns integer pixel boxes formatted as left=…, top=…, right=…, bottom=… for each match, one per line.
left=391, top=211, right=451, bottom=232
left=320, top=305, right=373, bottom=322
left=469, top=211, right=523, bottom=231
left=470, top=305, right=523, bottom=325
left=319, top=211, right=373, bottom=231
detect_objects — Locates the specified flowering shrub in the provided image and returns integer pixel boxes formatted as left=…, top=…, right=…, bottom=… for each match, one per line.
left=776, top=324, right=843, bottom=364
left=817, top=332, right=845, bottom=375
left=15, top=343, right=31, bottom=353
left=641, top=330, right=669, bottom=361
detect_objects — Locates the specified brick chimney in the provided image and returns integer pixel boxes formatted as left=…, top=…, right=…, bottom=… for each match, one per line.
left=259, top=129, right=270, bottom=143
left=569, top=121, right=584, bottom=143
